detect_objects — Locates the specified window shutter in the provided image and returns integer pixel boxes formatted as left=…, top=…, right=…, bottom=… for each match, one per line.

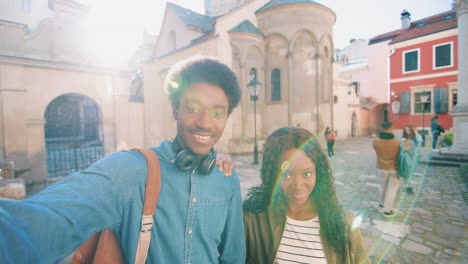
left=434, top=88, right=448, bottom=113
left=400, top=91, right=411, bottom=114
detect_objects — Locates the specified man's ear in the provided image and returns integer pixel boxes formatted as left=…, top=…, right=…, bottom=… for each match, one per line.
left=172, top=103, right=178, bottom=120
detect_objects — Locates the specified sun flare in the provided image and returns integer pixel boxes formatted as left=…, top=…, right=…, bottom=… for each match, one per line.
left=83, top=0, right=158, bottom=67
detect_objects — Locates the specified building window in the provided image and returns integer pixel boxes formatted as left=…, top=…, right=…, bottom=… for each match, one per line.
left=129, top=71, right=144, bottom=102
left=415, top=22, right=428, bottom=28
left=340, top=55, right=349, bottom=65
left=403, top=49, right=419, bottom=73
left=452, top=89, right=457, bottom=108
left=21, top=0, right=31, bottom=12
left=414, top=91, right=432, bottom=113
left=271, top=69, right=281, bottom=102
left=443, top=14, right=455, bottom=20
left=433, top=42, right=453, bottom=69
left=48, top=0, right=54, bottom=10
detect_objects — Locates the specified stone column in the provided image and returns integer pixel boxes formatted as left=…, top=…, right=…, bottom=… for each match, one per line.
left=450, top=0, right=468, bottom=154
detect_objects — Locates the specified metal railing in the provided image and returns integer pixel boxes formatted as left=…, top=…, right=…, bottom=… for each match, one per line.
left=45, top=139, right=104, bottom=177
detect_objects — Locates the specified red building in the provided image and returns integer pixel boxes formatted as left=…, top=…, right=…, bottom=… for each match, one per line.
left=370, top=10, right=458, bottom=136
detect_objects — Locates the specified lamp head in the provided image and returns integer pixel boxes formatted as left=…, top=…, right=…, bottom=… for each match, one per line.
left=247, top=70, right=262, bottom=99
left=420, top=91, right=430, bottom=103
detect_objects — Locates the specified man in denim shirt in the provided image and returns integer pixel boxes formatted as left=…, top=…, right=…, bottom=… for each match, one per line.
left=0, top=57, right=246, bottom=263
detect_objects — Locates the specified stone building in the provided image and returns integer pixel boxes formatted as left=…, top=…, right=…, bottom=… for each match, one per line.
left=145, top=0, right=362, bottom=153
left=336, top=38, right=388, bottom=137
left=0, top=0, right=370, bottom=184
left=0, top=0, right=145, bottom=182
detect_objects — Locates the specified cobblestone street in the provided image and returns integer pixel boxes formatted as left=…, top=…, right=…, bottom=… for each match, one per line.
left=28, top=136, right=467, bottom=263
left=235, top=136, right=467, bottom=264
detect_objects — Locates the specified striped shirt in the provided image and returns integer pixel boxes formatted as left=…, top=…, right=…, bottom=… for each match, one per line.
left=274, top=216, right=327, bottom=264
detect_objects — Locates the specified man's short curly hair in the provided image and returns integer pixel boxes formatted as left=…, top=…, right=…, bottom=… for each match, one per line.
left=164, top=57, right=241, bottom=115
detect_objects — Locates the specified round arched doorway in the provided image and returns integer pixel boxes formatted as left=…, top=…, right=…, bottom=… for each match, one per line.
left=44, top=94, right=104, bottom=177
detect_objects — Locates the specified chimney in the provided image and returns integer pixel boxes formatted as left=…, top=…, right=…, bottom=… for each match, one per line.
left=400, top=9, right=411, bottom=30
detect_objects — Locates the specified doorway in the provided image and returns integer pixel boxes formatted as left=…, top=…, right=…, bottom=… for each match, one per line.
left=44, top=94, right=104, bottom=177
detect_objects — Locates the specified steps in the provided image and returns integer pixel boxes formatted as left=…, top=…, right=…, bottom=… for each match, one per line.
left=418, top=149, right=468, bottom=167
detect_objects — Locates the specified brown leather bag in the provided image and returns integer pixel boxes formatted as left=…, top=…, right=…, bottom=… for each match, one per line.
left=72, top=149, right=161, bottom=264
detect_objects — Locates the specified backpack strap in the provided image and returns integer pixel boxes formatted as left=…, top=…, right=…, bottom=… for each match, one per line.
left=132, top=148, right=161, bottom=264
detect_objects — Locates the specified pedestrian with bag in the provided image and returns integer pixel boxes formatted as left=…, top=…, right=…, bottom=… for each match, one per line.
left=0, top=57, right=245, bottom=263
left=398, top=124, right=422, bottom=194
left=244, top=127, right=369, bottom=264
left=372, top=121, right=400, bottom=218
left=431, top=115, right=444, bottom=151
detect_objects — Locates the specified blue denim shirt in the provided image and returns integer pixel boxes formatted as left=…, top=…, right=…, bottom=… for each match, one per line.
left=0, top=140, right=246, bottom=264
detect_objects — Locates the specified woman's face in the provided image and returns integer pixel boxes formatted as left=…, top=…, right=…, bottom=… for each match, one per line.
left=405, top=126, right=411, bottom=134
left=279, top=148, right=317, bottom=207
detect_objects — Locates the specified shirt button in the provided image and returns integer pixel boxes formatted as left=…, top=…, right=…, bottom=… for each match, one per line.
left=188, top=228, right=192, bottom=234
left=192, top=197, right=197, bottom=203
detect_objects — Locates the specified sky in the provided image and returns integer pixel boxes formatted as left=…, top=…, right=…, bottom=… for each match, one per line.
left=83, top=0, right=453, bottom=64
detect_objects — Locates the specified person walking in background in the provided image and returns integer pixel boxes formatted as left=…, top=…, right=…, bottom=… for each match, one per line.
left=372, top=121, right=400, bottom=218
left=399, top=124, right=422, bottom=194
left=431, top=115, right=444, bottom=151
left=324, top=126, right=336, bottom=158
left=244, top=127, right=369, bottom=264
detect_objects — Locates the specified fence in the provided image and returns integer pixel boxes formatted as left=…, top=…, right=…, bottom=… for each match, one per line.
left=45, top=139, right=104, bottom=177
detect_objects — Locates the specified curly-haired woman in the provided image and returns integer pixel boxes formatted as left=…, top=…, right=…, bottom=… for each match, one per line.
left=243, top=127, right=369, bottom=264
left=399, top=124, right=422, bottom=194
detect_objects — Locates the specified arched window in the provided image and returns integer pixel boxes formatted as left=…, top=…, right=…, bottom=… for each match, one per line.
left=271, top=69, right=281, bottom=101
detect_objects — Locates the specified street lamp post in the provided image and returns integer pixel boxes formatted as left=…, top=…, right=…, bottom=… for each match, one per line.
left=420, top=92, right=430, bottom=147
left=247, top=69, right=262, bottom=165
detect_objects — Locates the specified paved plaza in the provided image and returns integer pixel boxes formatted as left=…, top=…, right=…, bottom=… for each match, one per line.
left=235, top=136, right=467, bottom=263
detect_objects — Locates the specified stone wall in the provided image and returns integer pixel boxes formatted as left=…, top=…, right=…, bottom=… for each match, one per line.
left=0, top=160, right=14, bottom=179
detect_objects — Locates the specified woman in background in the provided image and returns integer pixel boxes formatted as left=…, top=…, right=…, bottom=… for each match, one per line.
left=243, top=127, right=368, bottom=264
left=324, top=127, right=336, bottom=158
left=399, top=124, right=422, bottom=194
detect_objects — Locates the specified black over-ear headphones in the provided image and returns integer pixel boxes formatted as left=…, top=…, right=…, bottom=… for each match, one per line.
left=172, top=137, right=216, bottom=175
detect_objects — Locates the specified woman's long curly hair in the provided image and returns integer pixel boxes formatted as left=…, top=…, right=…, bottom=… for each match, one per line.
left=402, top=124, right=417, bottom=140
left=244, top=127, right=348, bottom=255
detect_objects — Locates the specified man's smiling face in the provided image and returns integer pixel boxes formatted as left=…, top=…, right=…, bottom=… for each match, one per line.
left=173, top=82, right=229, bottom=158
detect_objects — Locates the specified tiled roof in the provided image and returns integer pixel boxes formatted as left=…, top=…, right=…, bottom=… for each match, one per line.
left=369, top=10, right=457, bottom=45
left=369, top=29, right=403, bottom=45
left=255, top=0, right=322, bottom=14
left=167, top=2, right=214, bottom=32
left=390, top=10, right=457, bottom=44
left=228, top=20, right=264, bottom=36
